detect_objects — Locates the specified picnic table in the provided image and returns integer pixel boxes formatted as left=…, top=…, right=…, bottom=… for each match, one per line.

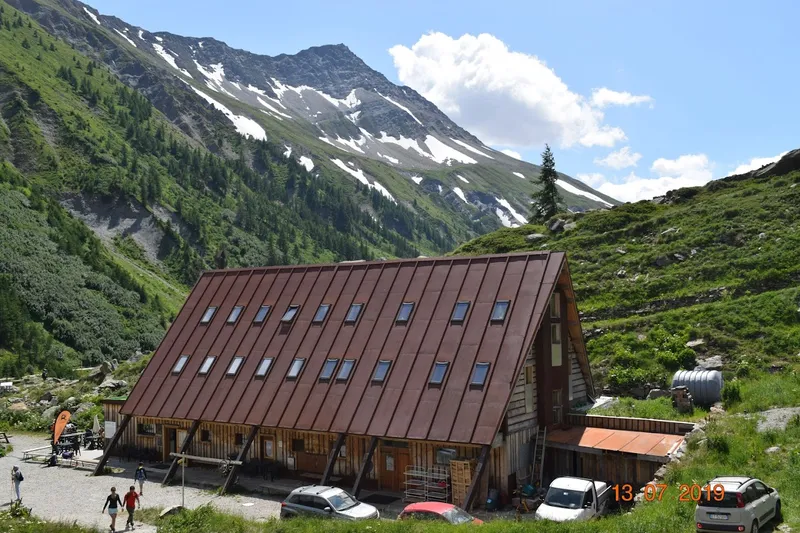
left=0, top=431, right=11, bottom=443
left=22, top=445, right=52, bottom=461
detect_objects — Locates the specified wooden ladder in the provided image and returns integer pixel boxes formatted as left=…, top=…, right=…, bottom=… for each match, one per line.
left=531, top=426, right=547, bottom=487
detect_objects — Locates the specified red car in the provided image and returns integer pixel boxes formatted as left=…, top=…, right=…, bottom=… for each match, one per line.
left=398, top=502, right=483, bottom=525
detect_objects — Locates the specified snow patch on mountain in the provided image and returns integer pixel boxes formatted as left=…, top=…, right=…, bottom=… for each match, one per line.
left=335, top=136, right=366, bottom=154
left=375, top=89, right=423, bottom=125
left=137, top=29, right=145, bottom=40
left=194, top=61, right=224, bottom=84
left=451, top=138, right=494, bottom=159
left=424, top=136, right=477, bottom=165
left=153, top=44, right=192, bottom=78
left=457, top=174, right=469, bottom=183
left=377, top=152, right=399, bottom=165
left=189, top=86, right=266, bottom=141
left=83, top=7, right=100, bottom=25
left=556, top=179, right=613, bottom=207
left=318, top=137, right=338, bottom=148
left=114, top=29, right=137, bottom=48
left=256, top=97, right=293, bottom=119
left=283, top=146, right=292, bottom=157
left=346, top=111, right=361, bottom=125
left=411, top=176, right=423, bottom=185
left=495, top=208, right=515, bottom=228
left=513, top=172, right=526, bottom=179
left=331, top=159, right=396, bottom=203
left=453, top=187, right=468, bottom=203
left=495, top=197, right=528, bottom=224
left=198, top=41, right=204, bottom=48
left=299, top=156, right=314, bottom=172
left=154, top=35, right=163, bottom=42
left=270, top=79, right=360, bottom=110
left=377, top=132, right=430, bottom=159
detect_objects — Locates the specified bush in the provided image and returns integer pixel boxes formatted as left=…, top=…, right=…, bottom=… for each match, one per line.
left=721, top=382, right=742, bottom=408
left=706, top=434, right=730, bottom=454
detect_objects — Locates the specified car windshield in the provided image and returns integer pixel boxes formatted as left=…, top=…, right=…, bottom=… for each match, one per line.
left=544, top=488, right=585, bottom=509
left=327, top=490, right=359, bottom=511
left=698, top=490, right=739, bottom=508
left=441, top=507, right=475, bottom=524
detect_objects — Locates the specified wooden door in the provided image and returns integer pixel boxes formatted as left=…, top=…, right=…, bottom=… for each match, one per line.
left=260, top=436, right=275, bottom=461
left=163, top=427, right=177, bottom=462
left=381, top=447, right=410, bottom=492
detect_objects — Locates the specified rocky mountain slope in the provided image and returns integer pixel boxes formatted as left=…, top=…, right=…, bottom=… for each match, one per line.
left=455, top=150, right=800, bottom=393
left=9, top=0, right=617, bottom=233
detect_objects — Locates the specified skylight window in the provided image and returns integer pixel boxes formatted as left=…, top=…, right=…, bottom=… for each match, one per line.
left=319, top=359, right=339, bottom=381
left=451, top=301, right=470, bottom=322
left=199, top=356, right=216, bottom=375
left=491, top=300, right=510, bottom=322
left=337, top=359, right=355, bottom=381
left=281, top=305, right=300, bottom=323
left=287, top=358, right=305, bottom=379
left=373, top=360, right=391, bottom=382
left=227, top=356, right=244, bottom=376
left=396, top=302, right=414, bottom=323
left=201, top=306, right=217, bottom=323
left=172, top=355, right=189, bottom=374
left=227, top=305, right=244, bottom=323
left=255, top=357, right=273, bottom=378
left=345, top=303, right=363, bottom=323
left=471, top=363, right=490, bottom=386
left=253, top=305, right=271, bottom=323
left=313, top=304, right=331, bottom=323
left=430, top=362, right=449, bottom=385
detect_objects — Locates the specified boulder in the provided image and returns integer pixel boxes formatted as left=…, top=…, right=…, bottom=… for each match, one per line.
left=616, top=268, right=626, bottom=278
left=63, top=396, right=78, bottom=409
left=525, top=233, right=547, bottom=242
left=696, top=355, right=724, bottom=371
left=42, top=405, right=61, bottom=420
left=654, top=256, right=671, bottom=267
left=758, top=232, right=767, bottom=239
left=615, top=248, right=627, bottom=255
left=686, top=339, right=706, bottom=349
left=660, top=227, right=679, bottom=235
left=646, top=389, right=671, bottom=400
left=8, top=402, right=28, bottom=412
left=563, top=222, right=577, bottom=231
left=549, top=219, right=566, bottom=232
left=673, top=253, right=686, bottom=261
left=97, top=379, right=127, bottom=391
left=99, top=361, right=114, bottom=375
left=74, top=402, right=95, bottom=416
left=765, top=446, right=781, bottom=454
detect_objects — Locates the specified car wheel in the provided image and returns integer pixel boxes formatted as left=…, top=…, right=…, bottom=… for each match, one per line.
left=751, top=519, right=758, bottom=533
left=775, top=500, right=782, bottom=522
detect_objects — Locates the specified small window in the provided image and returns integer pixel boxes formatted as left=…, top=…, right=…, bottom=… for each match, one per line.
left=227, top=305, right=244, bottom=323
left=345, top=303, right=363, bottom=323
left=255, top=357, right=274, bottom=378
left=200, top=306, right=217, bottom=323
left=373, top=360, right=391, bottom=382
left=337, top=359, right=355, bottom=381
left=199, top=356, right=216, bottom=375
left=491, top=300, right=510, bottom=322
left=254, top=305, right=271, bottom=323
left=471, top=362, right=490, bottom=386
left=234, top=433, right=244, bottom=446
left=313, top=304, right=331, bottom=323
left=172, top=355, right=189, bottom=374
left=436, top=447, right=457, bottom=464
left=550, top=292, right=561, bottom=318
left=281, top=305, right=300, bottom=323
left=319, top=359, right=339, bottom=381
left=396, top=302, right=414, bottom=323
left=287, top=358, right=305, bottom=379
left=200, top=429, right=211, bottom=442
left=227, top=356, right=244, bottom=376
left=292, top=438, right=305, bottom=452
left=451, top=301, right=470, bottom=322
left=429, top=362, right=449, bottom=385
left=551, top=324, right=562, bottom=344
left=137, top=423, right=156, bottom=436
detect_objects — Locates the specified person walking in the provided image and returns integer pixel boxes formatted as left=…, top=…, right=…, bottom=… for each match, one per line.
left=123, top=485, right=141, bottom=530
left=102, top=486, right=122, bottom=532
left=10, top=466, right=23, bottom=502
left=134, top=463, right=147, bottom=495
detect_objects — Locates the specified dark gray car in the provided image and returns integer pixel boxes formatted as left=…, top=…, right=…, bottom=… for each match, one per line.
left=280, top=485, right=380, bottom=520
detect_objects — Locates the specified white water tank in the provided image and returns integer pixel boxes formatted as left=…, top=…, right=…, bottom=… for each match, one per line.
left=671, top=370, right=724, bottom=405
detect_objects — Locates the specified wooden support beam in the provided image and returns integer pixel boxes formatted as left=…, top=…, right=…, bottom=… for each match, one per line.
left=92, top=414, right=131, bottom=476
left=221, top=425, right=259, bottom=495
left=162, top=419, right=201, bottom=486
left=463, top=445, right=491, bottom=511
left=352, top=436, right=378, bottom=498
left=320, top=433, right=347, bottom=486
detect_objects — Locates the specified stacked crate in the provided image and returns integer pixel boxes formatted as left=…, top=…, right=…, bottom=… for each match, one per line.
left=450, top=459, right=476, bottom=508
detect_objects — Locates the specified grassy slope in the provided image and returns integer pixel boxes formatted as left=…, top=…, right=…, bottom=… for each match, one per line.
left=453, top=170, right=800, bottom=389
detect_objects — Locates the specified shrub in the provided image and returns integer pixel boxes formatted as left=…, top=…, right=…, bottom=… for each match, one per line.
left=721, top=382, right=742, bottom=408
left=706, top=434, right=730, bottom=454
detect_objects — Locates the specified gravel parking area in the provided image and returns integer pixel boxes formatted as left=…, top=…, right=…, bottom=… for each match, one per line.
left=1, top=434, right=282, bottom=532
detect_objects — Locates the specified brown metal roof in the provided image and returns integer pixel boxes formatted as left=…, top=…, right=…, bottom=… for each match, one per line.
left=547, top=426, right=684, bottom=457
left=122, top=251, right=585, bottom=446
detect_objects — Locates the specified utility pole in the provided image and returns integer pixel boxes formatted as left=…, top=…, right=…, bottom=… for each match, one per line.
left=180, top=458, right=185, bottom=508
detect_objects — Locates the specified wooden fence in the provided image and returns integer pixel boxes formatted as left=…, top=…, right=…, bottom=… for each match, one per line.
left=567, top=413, right=695, bottom=436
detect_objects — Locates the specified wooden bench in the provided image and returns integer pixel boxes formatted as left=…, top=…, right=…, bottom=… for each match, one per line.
left=61, top=457, right=99, bottom=470
left=0, top=432, right=11, bottom=443
left=22, top=445, right=52, bottom=461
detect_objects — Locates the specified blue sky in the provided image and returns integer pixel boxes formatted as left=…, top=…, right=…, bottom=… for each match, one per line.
left=88, top=0, right=798, bottom=201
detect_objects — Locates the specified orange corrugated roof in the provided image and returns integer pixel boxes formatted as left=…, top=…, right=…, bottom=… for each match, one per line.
left=547, top=426, right=684, bottom=457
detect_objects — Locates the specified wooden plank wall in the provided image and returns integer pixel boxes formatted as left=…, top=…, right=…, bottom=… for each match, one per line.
left=546, top=448, right=660, bottom=489
left=567, top=413, right=695, bottom=436
left=569, top=342, right=588, bottom=406
left=506, top=345, right=537, bottom=433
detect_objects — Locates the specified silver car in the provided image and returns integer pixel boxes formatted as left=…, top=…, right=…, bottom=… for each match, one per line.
left=694, top=477, right=781, bottom=533
left=280, top=485, right=380, bottom=520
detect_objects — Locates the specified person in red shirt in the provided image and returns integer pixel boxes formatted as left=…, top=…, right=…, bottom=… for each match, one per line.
left=123, top=486, right=141, bottom=530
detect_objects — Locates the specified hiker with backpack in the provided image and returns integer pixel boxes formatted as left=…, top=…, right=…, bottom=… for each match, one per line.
left=10, top=466, right=23, bottom=502
left=134, top=463, right=147, bottom=495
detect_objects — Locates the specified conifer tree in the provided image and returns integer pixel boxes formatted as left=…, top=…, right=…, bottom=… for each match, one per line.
left=530, top=144, right=563, bottom=223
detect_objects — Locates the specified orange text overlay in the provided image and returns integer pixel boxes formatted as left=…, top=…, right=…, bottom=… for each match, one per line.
left=612, top=484, right=725, bottom=503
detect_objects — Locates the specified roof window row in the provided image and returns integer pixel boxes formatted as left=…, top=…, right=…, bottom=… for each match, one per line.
left=199, top=299, right=511, bottom=326
left=170, top=354, right=491, bottom=387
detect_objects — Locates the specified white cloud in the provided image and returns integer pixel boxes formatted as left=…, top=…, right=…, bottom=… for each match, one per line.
left=389, top=32, right=629, bottom=149
left=590, top=88, right=653, bottom=108
left=499, top=148, right=522, bottom=160
left=729, top=151, right=789, bottom=176
left=589, top=154, right=714, bottom=203
left=594, top=146, right=642, bottom=169
left=577, top=173, right=607, bottom=187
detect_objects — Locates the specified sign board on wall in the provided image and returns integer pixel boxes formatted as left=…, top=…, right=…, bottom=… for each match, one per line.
left=104, top=421, right=117, bottom=437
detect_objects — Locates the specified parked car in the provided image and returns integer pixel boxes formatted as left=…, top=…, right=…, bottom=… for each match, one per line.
left=695, top=477, right=781, bottom=533
left=398, top=502, right=483, bottom=525
left=535, top=477, right=611, bottom=522
left=280, top=485, right=380, bottom=520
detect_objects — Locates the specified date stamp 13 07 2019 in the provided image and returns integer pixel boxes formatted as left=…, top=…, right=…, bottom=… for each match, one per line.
left=612, top=483, right=726, bottom=503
